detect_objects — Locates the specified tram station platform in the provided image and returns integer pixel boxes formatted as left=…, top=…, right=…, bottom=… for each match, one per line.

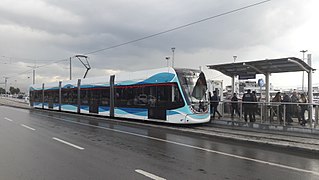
left=1, top=97, right=319, bottom=153
left=197, top=119, right=319, bottom=153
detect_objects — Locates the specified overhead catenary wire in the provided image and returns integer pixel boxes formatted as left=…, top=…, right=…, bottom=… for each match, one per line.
left=84, top=0, right=271, bottom=55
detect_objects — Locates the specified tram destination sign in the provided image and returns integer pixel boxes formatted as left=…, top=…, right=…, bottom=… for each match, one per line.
left=238, top=74, right=256, bottom=80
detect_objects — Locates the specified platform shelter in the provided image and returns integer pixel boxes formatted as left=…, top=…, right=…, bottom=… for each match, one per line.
left=206, top=57, right=315, bottom=104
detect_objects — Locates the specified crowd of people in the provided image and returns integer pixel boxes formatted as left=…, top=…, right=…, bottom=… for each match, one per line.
left=269, top=91, right=308, bottom=125
left=210, top=89, right=310, bottom=126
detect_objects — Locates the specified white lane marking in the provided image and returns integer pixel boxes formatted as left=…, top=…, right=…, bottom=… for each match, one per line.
left=4, top=117, right=13, bottom=122
left=21, top=124, right=36, bottom=131
left=52, top=137, right=84, bottom=150
left=37, top=114, right=319, bottom=176
left=135, top=169, right=166, bottom=180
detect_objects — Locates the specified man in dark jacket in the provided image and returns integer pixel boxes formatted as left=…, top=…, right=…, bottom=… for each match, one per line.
left=282, top=93, right=293, bottom=124
left=242, top=89, right=254, bottom=122
left=231, top=93, right=240, bottom=118
left=290, top=91, right=300, bottom=122
left=211, top=91, right=222, bottom=119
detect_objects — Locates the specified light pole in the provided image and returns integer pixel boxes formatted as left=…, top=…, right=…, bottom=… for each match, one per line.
left=171, top=47, right=175, bottom=68
left=70, top=57, right=72, bottom=80
left=27, top=65, right=38, bottom=84
left=300, top=50, right=307, bottom=92
left=3, top=77, right=8, bottom=94
left=232, top=55, right=238, bottom=94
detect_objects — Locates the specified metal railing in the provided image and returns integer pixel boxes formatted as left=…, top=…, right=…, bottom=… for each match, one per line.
left=210, top=100, right=319, bottom=128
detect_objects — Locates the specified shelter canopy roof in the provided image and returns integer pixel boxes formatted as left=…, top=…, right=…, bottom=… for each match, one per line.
left=206, top=57, right=315, bottom=77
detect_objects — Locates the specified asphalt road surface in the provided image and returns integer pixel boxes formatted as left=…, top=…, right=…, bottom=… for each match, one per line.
left=1, top=106, right=319, bottom=180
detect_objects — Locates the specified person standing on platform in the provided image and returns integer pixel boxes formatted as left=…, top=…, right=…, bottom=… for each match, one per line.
left=299, top=93, right=308, bottom=126
left=211, top=91, right=222, bottom=119
left=252, top=91, right=258, bottom=122
left=282, top=93, right=293, bottom=124
left=291, top=91, right=300, bottom=123
left=209, top=91, right=213, bottom=115
left=272, top=92, right=283, bottom=122
left=231, top=93, right=240, bottom=118
left=242, top=89, right=254, bottom=122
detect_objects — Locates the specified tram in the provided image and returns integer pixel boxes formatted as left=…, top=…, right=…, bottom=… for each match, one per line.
left=29, top=67, right=210, bottom=124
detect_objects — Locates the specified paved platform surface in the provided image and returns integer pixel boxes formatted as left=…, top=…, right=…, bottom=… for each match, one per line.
left=0, top=97, right=30, bottom=109
left=1, top=97, right=319, bottom=153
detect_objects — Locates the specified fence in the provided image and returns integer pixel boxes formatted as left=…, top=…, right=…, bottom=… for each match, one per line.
left=211, top=100, right=319, bottom=128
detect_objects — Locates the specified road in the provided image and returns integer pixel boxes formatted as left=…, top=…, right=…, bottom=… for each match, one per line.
left=0, top=106, right=319, bottom=180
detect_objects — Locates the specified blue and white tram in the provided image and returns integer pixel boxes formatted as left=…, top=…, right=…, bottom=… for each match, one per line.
left=29, top=67, right=210, bottom=124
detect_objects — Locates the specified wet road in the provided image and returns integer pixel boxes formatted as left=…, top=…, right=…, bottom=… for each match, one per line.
left=1, top=106, right=319, bottom=180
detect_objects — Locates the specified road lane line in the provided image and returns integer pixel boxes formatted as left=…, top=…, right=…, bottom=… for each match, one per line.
left=4, top=117, right=13, bottom=122
left=52, top=137, right=84, bottom=150
left=21, top=124, right=36, bottom=131
left=135, top=169, right=166, bottom=180
left=37, top=114, right=319, bottom=176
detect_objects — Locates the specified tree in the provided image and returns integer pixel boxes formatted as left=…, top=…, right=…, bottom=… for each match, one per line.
left=9, top=86, right=15, bottom=94
left=9, top=86, right=20, bottom=94
left=0, top=87, right=5, bottom=94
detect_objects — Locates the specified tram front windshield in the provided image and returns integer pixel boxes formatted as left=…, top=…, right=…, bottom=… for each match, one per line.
left=176, top=69, right=208, bottom=113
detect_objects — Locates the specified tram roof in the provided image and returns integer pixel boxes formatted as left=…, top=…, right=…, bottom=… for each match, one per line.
left=206, top=57, right=315, bottom=77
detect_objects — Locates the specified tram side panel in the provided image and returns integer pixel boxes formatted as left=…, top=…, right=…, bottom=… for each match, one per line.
left=30, top=82, right=203, bottom=124
left=112, top=83, right=184, bottom=122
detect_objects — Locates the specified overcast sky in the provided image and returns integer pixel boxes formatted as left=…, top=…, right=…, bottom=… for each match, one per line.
left=0, top=0, right=318, bottom=92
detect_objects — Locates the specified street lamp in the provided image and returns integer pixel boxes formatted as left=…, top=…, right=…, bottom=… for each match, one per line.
left=171, top=47, right=175, bottom=68
left=3, top=77, right=8, bottom=94
left=27, top=65, right=39, bottom=85
left=165, top=56, right=170, bottom=67
left=233, top=55, right=237, bottom=63
left=232, top=56, right=238, bottom=94
left=69, top=57, right=72, bottom=80
left=300, top=50, right=307, bottom=92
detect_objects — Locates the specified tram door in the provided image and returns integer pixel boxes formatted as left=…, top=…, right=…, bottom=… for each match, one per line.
left=148, top=108, right=166, bottom=120
left=89, top=90, right=99, bottom=113
left=148, top=85, right=167, bottom=120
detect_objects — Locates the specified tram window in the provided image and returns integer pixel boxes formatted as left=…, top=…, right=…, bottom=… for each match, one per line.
left=100, top=88, right=110, bottom=106
left=80, top=89, right=89, bottom=105
left=113, top=83, right=183, bottom=109
left=132, top=86, right=148, bottom=106
left=43, top=91, right=49, bottom=103
left=156, top=86, right=170, bottom=106
left=72, top=89, right=78, bottom=104
left=172, top=85, right=183, bottom=104
left=115, top=86, right=147, bottom=107
left=156, top=84, right=184, bottom=109
left=29, top=91, right=34, bottom=104
left=80, top=87, right=109, bottom=107
left=52, top=90, right=59, bottom=103
left=34, top=90, right=43, bottom=102
left=30, top=90, right=36, bottom=102
left=115, top=87, right=129, bottom=107
left=61, top=88, right=77, bottom=104
left=43, top=90, right=58, bottom=103
left=61, top=89, right=67, bottom=104
left=90, top=88, right=101, bottom=106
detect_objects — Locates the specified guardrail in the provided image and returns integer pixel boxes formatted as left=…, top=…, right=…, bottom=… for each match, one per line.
left=211, top=100, right=319, bottom=128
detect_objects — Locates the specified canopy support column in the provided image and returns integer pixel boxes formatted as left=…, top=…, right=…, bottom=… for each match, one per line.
left=308, top=69, right=313, bottom=128
left=265, top=73, right=270, bottom=103
left=231, top=75, right=235, bottom=95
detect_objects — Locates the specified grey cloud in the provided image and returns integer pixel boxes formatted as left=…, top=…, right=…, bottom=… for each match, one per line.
left=0, top=0, right=317, bottom=91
